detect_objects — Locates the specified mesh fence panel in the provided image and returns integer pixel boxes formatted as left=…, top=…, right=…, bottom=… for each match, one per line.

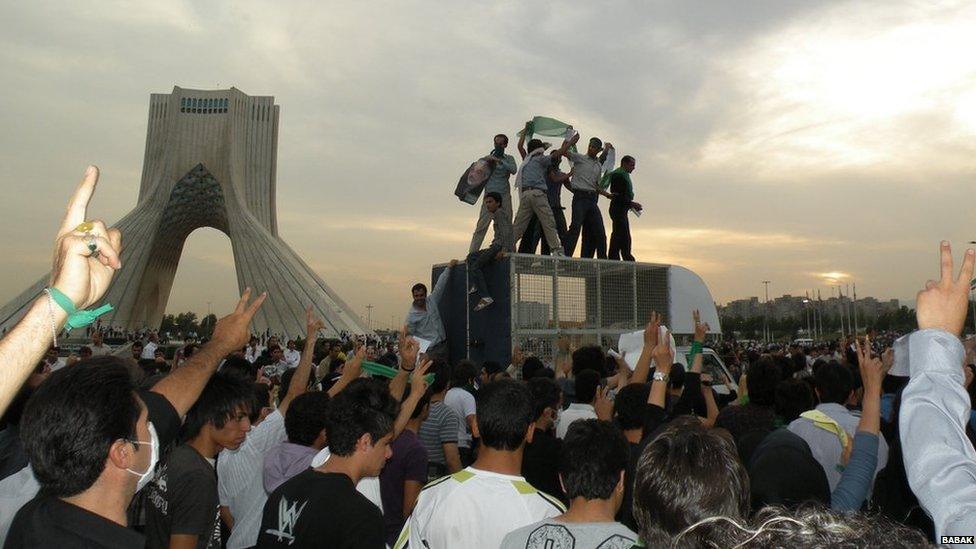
left=509, top=254, right=670, bottom=367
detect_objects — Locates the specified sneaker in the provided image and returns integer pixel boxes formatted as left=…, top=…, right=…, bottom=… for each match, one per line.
left=474, top=297, right=494, bottom=311
left=468, top=285, right=477, bottom=295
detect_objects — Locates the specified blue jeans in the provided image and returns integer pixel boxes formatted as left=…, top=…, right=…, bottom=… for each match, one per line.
left=565, top=192, right=607, bottom=258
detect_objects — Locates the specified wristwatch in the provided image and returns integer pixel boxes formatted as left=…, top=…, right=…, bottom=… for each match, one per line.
left=653, top=371, right=670, bottom=383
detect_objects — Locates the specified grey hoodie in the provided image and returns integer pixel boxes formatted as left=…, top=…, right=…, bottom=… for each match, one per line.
left=262, top=441, right=318, bottom=493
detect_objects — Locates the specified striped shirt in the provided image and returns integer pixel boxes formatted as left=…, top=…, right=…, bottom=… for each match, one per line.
left=418, top=401, right=462, bottom=466
left=395, top=467, right=564, bottom=549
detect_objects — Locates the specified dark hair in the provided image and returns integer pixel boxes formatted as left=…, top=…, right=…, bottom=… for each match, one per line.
left=324, top=378, right=398, bottom=456
left=428, top=359, right=452, bottom=394
left=222, top=355, right=256, bottom=379
left=251, top=383, right=272, bottom=422
left=484, top=192, right=503, bottom=206
left=774, top=379, right=815, bottom=423
left=79, top=346, right=92, bottom=357
left=572, top=345, right=604, bottom=377
left=21, top=358, right=141, bottom=497
left=746, top=357, right=781, bottom=406
left=789, top=353, right=807, bottom=378
left=482, top=361, right=503, bottom=376
left=527, top=138, right=544, bottom=151
left=814, top=361, right=853, bottom=404
left=475, top=380, right=535, bottom=451
left=522, top=356, right=546, bottom=380
left=181, top=371, right=255, bottom=441
left=621, top=155, right=635, bottom=165
left=452, top=360, right=478, bottom=387
left=494, top=133, right=509, bottom=146
left=669, top=363, right=686, bottom=391
left=574, top=369, right=601, bottom=404
left=285, top=392, right=331, bottom=446
left=409, top=390, right=432, bottom=420
left=633, top=417, right=750, bottom=547
left=613, top=383, right=651, bottom=430
left=528, top=377, right=562, bottom=420
left=411, top=283, right=427, bottom=295
left=560, top=420, right=628, bottom=500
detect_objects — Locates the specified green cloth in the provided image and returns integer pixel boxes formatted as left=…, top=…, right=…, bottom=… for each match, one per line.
left=361, top=361, right=435, bottom=384
left=601, top=167, right=633, bottom=199
left=47, top=287, right=114, bottom=330
left=518, top=116, right=578, bottom=154
left=519, top=116, right=573, bottom=139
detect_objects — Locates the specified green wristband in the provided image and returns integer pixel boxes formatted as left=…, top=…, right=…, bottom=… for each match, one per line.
left=46, top=287, right=114, bottom=330
left=690, top=341, right=703, bottom=356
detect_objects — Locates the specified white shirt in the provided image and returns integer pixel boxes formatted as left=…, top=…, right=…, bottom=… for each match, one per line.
left=47, top=358, right=67, bottom=372
left=89, top=344, right=112, bottom=357
left=310, top=447, right=384, bottom=512
left=443, top=388, right=477, bottom=449
left=555, top=403, right=597, bottom=439
left=396, top=466, right=564, bottom=549
left=283, top=348, right=301, bottom=368
left=0, top=466, right=40, bottom=540
left=141, top=341, right=158, bottom=360
left=245, top=345, right=265, bottom=363
left=219, top=410, right=286, bottom=549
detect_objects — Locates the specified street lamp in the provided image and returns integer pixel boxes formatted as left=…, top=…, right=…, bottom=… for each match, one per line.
left=762, top=280, right=772, bottom=343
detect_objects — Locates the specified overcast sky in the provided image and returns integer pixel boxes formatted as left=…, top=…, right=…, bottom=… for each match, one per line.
left=2, top=0, right=975, bottom=329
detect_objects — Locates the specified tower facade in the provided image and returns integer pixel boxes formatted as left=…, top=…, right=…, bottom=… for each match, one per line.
left=0, top=87, right=368, bottom=338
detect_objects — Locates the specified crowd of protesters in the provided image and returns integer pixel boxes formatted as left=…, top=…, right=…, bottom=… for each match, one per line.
left=1, top=166, right=976, bottom=549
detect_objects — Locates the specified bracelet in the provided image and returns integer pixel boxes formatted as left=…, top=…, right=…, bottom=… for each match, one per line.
left=42, top=289, right=58, bottom=348
left=46, top=287, right=114, bottom=330
left=690, top=341, right=704, bottom=357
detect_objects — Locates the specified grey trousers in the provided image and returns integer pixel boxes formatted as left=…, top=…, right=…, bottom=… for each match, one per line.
left=469, top=189, right=513, bottom=254
left=512, top=188, right=563, bottom=253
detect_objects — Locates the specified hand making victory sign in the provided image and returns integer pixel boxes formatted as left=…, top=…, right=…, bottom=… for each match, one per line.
left=0, top=166, right=124, bottom=415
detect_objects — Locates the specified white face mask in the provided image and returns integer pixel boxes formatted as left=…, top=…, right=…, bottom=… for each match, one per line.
left=126, top=422, right=159, bottom=492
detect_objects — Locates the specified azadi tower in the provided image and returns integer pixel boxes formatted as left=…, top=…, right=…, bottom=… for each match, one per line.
left=0, top=87, right=368, bottom=338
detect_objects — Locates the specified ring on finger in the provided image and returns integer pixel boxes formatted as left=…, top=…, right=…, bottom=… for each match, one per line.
left=84, top=232, right=100, bottom=258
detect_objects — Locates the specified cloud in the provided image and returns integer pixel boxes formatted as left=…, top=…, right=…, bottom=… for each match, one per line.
left=0, top=0, right=971, bottom=329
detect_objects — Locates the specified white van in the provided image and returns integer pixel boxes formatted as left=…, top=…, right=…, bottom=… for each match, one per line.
left=673, top=346, right=736, bottom=395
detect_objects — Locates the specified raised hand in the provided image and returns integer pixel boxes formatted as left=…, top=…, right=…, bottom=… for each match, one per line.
left=399, top=326, right=420, bottom=370
left=855, top=336, right=883, bottom=396
left=916, top=241, right=976, bottom=336
left=644, top=311, right=662, bottom=348
left=652, top=328, right=674, bottom=371
left=693, top=309, right=710, bottom=343
left=410, top=359, right=432, bottom=395
left=305, top=306, right=326, bottom=336
left=210, top=288, right=268, bottom=353
left=594, top=386, right=613, bottom=421
left=51, top=166, right=123, bottom=309
left=881, top=348, right=895, bottom=373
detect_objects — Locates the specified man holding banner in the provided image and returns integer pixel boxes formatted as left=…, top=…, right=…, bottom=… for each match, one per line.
left=468, top=134, right=517, bottom=254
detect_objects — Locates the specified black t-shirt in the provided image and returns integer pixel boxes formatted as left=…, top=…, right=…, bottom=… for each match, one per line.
left=609, top=172, right=632, bottom=210
left=143, top=445, right=220, bottom=549
left=521, top=428, right=566, bottom=504
left=5, top=391, right=181, bottom=549
left=256, top=469, right=385, bottom=549
left=4, top=496, right=145, bottom=549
